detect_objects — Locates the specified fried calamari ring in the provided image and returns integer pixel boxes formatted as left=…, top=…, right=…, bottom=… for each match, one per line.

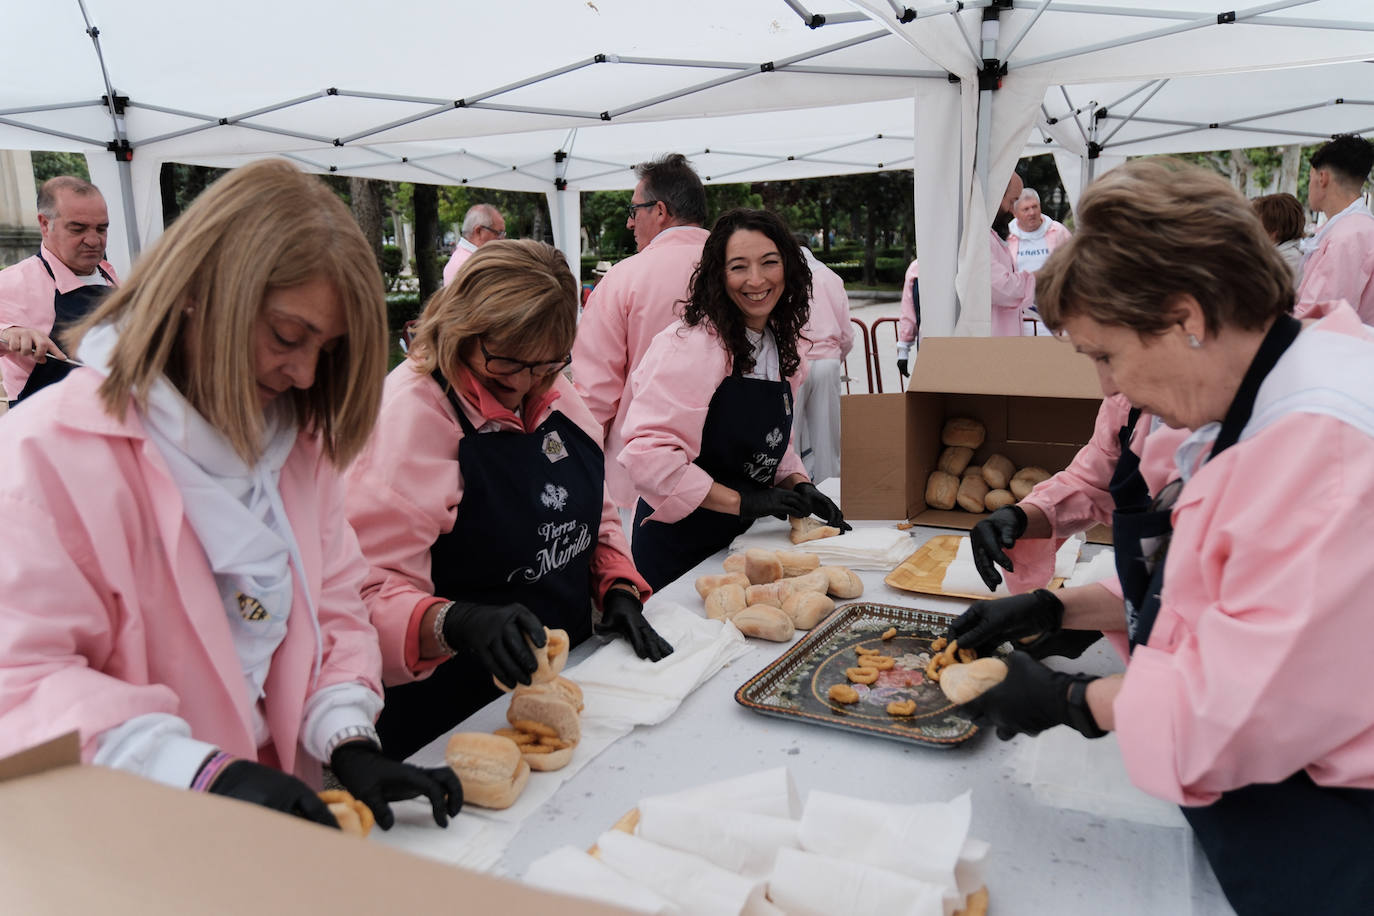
left=930, top=636, right=949, bottom=653
left=881, top=627, right=897, bottom=640
left=855, top=646, right=881, bottom=657
left=864, top=655, right=896, bottom=671
left=538, top=735, right=571, bottom=749
left=493, top=727, right=537, bottom=746
left=828, top=684, right=860, bottom=704
left=925, top=639, right=961, bottom=683
left=886, top=699, right=917, bottom=717
left=508, top=718, right=558, bottom=738
left=845, top=666, right=880, bottom=685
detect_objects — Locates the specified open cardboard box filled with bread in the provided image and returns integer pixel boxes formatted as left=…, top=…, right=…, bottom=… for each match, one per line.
left=0, top=734, right=634, bottom=916
left=841, top=336, right=1111, bottom=542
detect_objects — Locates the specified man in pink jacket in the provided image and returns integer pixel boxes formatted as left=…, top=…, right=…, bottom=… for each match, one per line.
left=570, top=153, right=710, bottom=509
left=794, top=239, right=853, bottom=481
left=1296, top=134, right=1374, bottom=323
left=440, top=203, right=505, bottom=287
left=0, top=175, right=118, bottom=404
left=989, top=173, right=1036, bottom=337
left=1006, top=188, right=1071, bottom=273
left=896, top=258, right=919, bottom=377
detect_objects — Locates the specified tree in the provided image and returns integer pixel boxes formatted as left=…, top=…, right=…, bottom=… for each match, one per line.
left=348, top=177, right=386, bottom=263
left=31, top=151, right=90, bottom=184
left=582, top=190, right=633, bottom=257
left=412, top=183, right=441, bottom=303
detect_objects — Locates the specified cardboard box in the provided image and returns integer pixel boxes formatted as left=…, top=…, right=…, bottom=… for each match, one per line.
left=0, top=734, right=633, bottom=915
left=842, top=336, right=1111, bottom=541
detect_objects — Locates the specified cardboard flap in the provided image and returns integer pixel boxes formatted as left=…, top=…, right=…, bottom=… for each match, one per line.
left=0, top=732, right=80, bottom=783
left=907, top=336, right=1101, bottom=399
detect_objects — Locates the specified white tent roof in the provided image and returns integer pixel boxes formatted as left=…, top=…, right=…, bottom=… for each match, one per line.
left=2, top=1, right=1371, bottom=335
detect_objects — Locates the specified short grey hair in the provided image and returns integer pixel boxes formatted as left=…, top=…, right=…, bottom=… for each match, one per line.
left=37, top=176, right=102, bottom=219
left=1017, top=187, right=1042, bottom=206
left=461, top=203, right=502, bottom=239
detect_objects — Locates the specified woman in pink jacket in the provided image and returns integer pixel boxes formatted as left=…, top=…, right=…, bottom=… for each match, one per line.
left=619, top=209, right=848, bottom=591
left=947, top=158, right=1374, bottom=914
left=345, top=240, right=671, bottom=760
left=0, top=160, right=460, bottom=831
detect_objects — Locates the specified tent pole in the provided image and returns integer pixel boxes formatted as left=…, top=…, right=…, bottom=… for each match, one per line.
left=116, top=155, right=139, bottom=259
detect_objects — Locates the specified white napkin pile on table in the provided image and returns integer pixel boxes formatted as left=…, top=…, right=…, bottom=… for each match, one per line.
left=729, top=519, right=916, bottom=570
left=939, top=533, right=1085, bottom=597
left=1064, top=546, right=1117, bottom=588
left=521, top=768, right=987, bottom=916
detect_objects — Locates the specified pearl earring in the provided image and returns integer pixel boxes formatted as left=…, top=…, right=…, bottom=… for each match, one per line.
left=1187, top=334, right=1202, bottom=349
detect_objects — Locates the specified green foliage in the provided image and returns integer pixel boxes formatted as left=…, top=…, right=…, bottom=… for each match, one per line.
left=31, top=151, right=90, bottom=183
left=385, top=293, right=423, bottom=332
left=583, top=189, right=634, bottom=256
left=379, top=245, right=403, bottom=291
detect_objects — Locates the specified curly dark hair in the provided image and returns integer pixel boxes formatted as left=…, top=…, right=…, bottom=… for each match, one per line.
left=681, top=208, right=812, bottom=379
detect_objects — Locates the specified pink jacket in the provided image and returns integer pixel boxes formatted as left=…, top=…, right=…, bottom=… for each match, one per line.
left=344, top=362, right=648, bottom=686
left=988, top=230, right=1034, bottom=337
left=619, top=321, right=808, bottom=524
left=0, top=370, right=381, bottom=780
left=440, top=240, right=476, bottom=287
left=800, top=252, right=853, bottom=361
left=1004, top=394, right=1186, bottom=596
left=570, top=226, right=710, bottom=508
left=1006, top=219, right=1071, bottom=268
left=1116, top=302, right=1374, bottom=805
left=1296, top=208, right=1374, bottom=324
left=0, top=244, right=119, bottom=399
left=898, top=260, right=920, bottom=345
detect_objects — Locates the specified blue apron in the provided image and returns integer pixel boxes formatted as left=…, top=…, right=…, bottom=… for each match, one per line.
left=631, top=371, right=793, bottom=591
left=1113, top=316, right=1374, bottom=915
left=376, top=373, right=603, bottom=760
left=12, top=249, right=114, bottom=404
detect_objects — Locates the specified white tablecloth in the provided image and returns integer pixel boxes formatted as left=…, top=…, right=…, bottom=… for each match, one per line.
left=395, top=520, right=1234, bottom=916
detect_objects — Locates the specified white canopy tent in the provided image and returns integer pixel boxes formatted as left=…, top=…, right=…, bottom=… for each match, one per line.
left=1, top=1, right=1371, bottom=336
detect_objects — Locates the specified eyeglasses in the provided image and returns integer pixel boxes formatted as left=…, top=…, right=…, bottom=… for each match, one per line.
left=478, top=338, right=571, bottom=378
left=626, top=200, right=660, bottom=221
left=479, top=225, right=506, bottom=239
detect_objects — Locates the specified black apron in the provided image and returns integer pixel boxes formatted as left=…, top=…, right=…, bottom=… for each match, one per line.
left=631, top=371, right=793, bottom=591
left=1112, top=316, right=1374, bottom=915
left=376, top=374, right=603, bottom=760
left=12, top=249, right=115, bottom=403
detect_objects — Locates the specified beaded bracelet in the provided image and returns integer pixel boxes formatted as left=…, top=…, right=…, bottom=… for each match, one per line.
left=432, top=600, right=457, bottom=656
left=191, top=750, right=235, bottom=792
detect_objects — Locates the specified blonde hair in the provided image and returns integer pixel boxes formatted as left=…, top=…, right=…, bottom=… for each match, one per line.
left=407, top=239, right=577, bottom=392
left=69, top=159, right=387, bottom=466
left=1036, top=157, right=1292, bottom=336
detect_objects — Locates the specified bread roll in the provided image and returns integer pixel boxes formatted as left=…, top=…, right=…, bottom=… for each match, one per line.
left=956, top=474, right=989, bottom=513
left=522, top=743, right=575, bottom=772
left=493, top=626, right=569, bottom=692
left=942, top=417, right=986, bottom=449
left=925, top=470, right=958, bottom=510
left=984, top=489, right=1015, bottom=511
left=962, top=464, right=983, bottom=480
left=939, top=658, right=1010, bottom=704
left=820, top=566, right=864, bottom=599
left=776, top=550, right=821, bottom=577
left=695, top=572, right=749, bottom=599
left=781, top=591, right=835, bottom=630
left=744, top=582, right=788, bottom=609
left=318, top=790, right=374, bottom=837
left=723, top=553, right=746, bottom=575
left=445, top=733, right=530, bottom=809
left=1010, top=466, right=1052, bottom=500
left=512, top=676, right=584, bottom=713
left=789, top=516, right=841, bottom=545
left=936, top=446, right=974, bottom=476
left=704, top=583, right=748, bottom=619
left=744, top=548, right=784, bottom=585
left=729, top=604, right=795, bottom=641
left=982, top=454, right=1016, bottom=490
left=776, top=569, right=829, bottom=595
left=508, top=691, right=581, bottom=745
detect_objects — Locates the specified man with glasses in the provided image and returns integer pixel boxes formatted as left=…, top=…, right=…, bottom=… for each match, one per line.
left=441, top=203, right=506, bottom=286
left=571, top=153, right=709, bottom=514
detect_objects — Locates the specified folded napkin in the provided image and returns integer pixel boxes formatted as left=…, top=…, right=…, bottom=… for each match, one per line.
left=768, top=848, right=944, bottom=916
left=637, top=798, right=800, bottom=879
left=730, top=520, right=914, bottom=570
left=941, top=533, right=1084, bottom=597
left=523, top=845, right=673, bottom=914
left=640, top=766, right=801, bottom=819
left=798, top=790, right=975, bottom=914
left=1065, top=546, right=1117, bottom=588
left=594, top=830, right=783, bottom=916
left=370, top=799, right=516, bottom=871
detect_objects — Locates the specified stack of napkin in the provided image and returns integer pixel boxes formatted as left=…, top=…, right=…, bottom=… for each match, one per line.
left=523, top=768, right=988, bottom=915
left=939, top=533, right=1084, bottom=597
left=729, top=519, right=915, bottom=570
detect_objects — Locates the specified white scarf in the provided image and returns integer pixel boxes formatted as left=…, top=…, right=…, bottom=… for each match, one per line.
left=1008, top=218, right=1050, bottom=242
left=79, top=324, right=322, bottom=741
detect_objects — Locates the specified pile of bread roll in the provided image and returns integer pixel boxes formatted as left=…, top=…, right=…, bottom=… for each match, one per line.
left=692, top=548, right=864, bottom=641
left=925, top=418, right=1051, bottom=514
left=444, top=627, right=583, bottom=810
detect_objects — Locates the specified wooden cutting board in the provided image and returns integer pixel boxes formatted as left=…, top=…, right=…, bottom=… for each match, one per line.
left=886, top=534, right=1062, bottom=600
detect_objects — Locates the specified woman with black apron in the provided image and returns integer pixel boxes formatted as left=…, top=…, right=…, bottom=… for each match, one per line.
left=946, top=158, right=1374, bottom=914
left=345, top=240, right=673, bottom=761
left=617, top=208, right=849, bottom=592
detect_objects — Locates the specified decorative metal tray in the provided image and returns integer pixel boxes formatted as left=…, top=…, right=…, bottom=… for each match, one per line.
left=734, top=602, right=979, bottom=748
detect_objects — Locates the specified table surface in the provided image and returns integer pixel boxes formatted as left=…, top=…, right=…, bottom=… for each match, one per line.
left=421, top=521, right=1234, bottom=916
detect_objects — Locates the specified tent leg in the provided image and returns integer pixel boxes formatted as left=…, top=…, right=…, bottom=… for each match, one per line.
left=117, top=156, right=140, bottom=260
left=544, top=187, right=582, bottom=282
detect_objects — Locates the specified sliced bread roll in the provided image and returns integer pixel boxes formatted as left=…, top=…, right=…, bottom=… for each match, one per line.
left=445, top=732, right=530, bottom=809
left=939, top=658, right=1010, bottom=705
left=789, top=516, right=841, bottom=545
left=492, top=626, right=569, bottom=692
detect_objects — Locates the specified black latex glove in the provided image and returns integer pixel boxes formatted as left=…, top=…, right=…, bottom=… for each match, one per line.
left=329, top=740, right=463, bottom=830
left=969, top=505, right=1028, bottom=590
left=738, top=486, right=812, bottom=522
left=897, top=357, right=909, bottom=378
left=946, top=588, right=1064, bottom=655
left=443, top=600, right=546, bottom=689
left=207, top=758, right=338, bottom=828
left=957, top=651, right=1105, bottom=741
left=597, top=588, right=674, bottom=662
left=793, top=481, right=853, bottom=532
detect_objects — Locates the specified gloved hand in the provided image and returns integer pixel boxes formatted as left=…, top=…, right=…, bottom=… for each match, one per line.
left=946, top=588, right=1064, bottom=655
left=329, top=740, right=463, bottom=830
left=738, top=486, right=812, bottom=522
left=597, top=587, right=674, bottom=662
left=443, top=601, right=546, bottom=689
left=897, top=357, right=909, bottom=378
left=957, top=651, right=1105, bottom=740
left=969, top=505, right=1028, bottom=590
left=206, top=758, right=338, bottom=827
left=793, top=481, right=852, bottom=532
